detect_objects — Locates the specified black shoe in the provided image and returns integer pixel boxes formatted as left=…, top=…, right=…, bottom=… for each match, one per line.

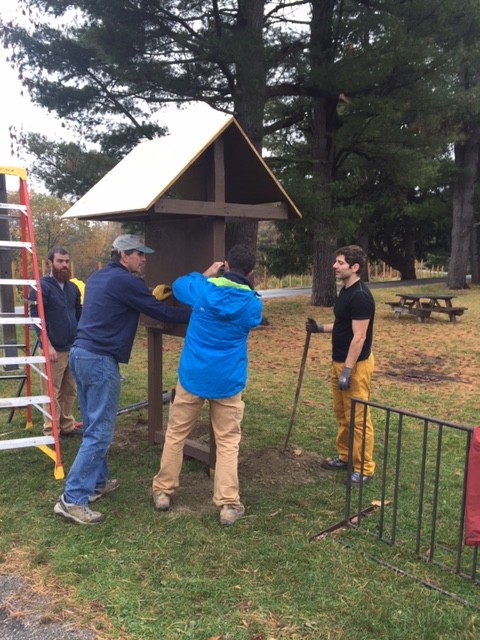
left=60, top=427, right=83, bottom=438
left=320, top=456, right=348, bottom=471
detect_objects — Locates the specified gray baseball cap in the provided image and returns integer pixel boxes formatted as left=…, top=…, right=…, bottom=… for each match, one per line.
left=112, top=234, right=154, bottom=254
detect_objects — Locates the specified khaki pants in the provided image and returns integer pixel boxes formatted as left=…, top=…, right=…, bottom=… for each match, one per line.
left=41, top=350, right=77, bottom=435
left=331, top=353, right=375, bottom=476
left=152, top=382, right=244, bottom=507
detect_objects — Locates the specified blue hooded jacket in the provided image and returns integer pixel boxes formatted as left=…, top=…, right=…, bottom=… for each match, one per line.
left=173, top=272, right=263, bottom=398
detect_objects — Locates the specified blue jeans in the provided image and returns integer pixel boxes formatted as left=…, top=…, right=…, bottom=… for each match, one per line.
left=64, top=346, right=121, bottom=505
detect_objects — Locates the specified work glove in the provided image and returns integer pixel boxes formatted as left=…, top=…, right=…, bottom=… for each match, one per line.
left=338, top=367, right=351, bottom=391
left=152, top=284, right=172, bottom=301
left=305, top=317, right=324, bottom=333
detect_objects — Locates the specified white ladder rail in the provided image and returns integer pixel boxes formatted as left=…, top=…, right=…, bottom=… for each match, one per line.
left=0, top=166, right=64, bottom=479
left=0, top=435, right=55, bottom=450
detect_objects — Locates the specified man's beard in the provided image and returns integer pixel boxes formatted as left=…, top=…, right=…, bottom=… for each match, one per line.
left=52, top=265, right=71, bottom=282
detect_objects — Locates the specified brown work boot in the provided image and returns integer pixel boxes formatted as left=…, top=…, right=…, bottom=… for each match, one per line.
left=219, top=503, right=245, bottom=526
left=153, top=492, right=171, bottom=512
left=88, top=479, right=119, bottom=503
left=54, top=495, right=105, bottom=525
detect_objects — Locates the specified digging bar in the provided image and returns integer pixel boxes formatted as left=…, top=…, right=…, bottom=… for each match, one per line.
left=283, top=328, right=311, bottom=451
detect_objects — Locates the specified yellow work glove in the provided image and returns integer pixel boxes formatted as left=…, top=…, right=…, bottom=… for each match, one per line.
left=152, top=284, right=172, bottom=301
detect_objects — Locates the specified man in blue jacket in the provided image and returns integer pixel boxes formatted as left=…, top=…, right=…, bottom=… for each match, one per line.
left=54, top=234, right=191, bottom=525
left=152, top=244, right=263, bottom=526
left=29, top=247, right=82, bottom=437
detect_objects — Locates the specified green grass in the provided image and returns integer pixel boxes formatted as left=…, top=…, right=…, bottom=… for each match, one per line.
left=0, top=284, right=479, bottom=639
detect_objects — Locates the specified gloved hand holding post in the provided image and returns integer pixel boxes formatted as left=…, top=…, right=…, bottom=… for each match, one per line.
left=338, top=367, right=351, bottom=391
left=152, top=284, right=172, bottom=301
left=305, top=317, right=324, bottom=333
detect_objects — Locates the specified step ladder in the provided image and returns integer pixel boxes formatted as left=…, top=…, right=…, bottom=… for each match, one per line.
left=0, top=166, right=64, bottom=479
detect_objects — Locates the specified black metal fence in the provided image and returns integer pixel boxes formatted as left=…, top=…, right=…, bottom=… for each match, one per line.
left=342, top=399, right=478, bottom=585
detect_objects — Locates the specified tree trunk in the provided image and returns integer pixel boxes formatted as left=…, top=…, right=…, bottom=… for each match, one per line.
left=447, top=130, right=480, bottom=289
left=312, top=229, right=337, bottom=306
left=309, top=0, right=337, bottom=307
left=470, top=222, right=480, bottom=284
left=225, top=0, right=267, bottom=255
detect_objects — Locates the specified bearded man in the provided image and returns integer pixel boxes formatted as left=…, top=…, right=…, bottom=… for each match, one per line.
left=29, top=246, right=83, bottom=437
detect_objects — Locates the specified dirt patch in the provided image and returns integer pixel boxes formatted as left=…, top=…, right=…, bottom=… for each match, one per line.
left=381, top=362, right=463, bottom=384
left=239, top=446, right=324, bottom=485
left=123, top=419, right=326, bottom=514
left=148, top=444, right=325, bottom=517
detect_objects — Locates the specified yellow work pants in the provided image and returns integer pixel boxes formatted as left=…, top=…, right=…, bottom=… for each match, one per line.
left=152, top=382, right=244, bottom=507
left=331, top=353, right=375, bottom=476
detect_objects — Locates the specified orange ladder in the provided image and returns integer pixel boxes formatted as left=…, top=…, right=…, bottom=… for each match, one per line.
left=0, top=166, right=64, bottom=479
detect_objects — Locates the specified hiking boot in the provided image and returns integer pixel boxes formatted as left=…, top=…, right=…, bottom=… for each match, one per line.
left=320, top=456, right=348, bottom=471
left=88, top=479, right=119, bottom=503
left=153, top=492, right=171, bottom=512
left=54, top=495, right=105, bottom=525
left=219, top=503, right=245, bottom=526
left=349, top=471, right=374, bottom=485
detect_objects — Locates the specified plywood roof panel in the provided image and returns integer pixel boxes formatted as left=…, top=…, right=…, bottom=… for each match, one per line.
left=63, top=105, right=301, bottom=221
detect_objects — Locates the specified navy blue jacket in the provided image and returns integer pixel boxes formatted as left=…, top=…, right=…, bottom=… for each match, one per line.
left=29, top=275, right=82, bottom=351
left=73, top=261, right=191, bottom=363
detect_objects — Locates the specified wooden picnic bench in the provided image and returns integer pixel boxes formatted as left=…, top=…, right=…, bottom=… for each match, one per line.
left=385, top=293, right=467, bottom=323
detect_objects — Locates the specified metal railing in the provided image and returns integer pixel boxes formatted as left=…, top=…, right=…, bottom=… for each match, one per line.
left=344, top=400, right=478, bottom=585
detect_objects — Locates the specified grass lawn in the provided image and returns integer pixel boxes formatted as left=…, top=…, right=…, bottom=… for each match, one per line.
left=0, top=282, right=479, bottom=639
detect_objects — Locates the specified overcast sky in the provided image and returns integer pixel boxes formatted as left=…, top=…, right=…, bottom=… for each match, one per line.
left=0, top=0, right=69, bottom=184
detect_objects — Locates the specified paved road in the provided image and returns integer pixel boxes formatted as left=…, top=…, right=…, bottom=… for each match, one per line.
left=258, top=277, right=447, bottom=299
left=0, top=575, right=94, bottom=640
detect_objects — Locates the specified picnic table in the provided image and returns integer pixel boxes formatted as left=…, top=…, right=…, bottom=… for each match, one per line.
left=385, top=293, right=467, bottom=323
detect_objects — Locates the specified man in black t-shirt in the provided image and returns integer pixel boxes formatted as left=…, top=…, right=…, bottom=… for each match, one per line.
left=306, top=245, right=375, bottom=485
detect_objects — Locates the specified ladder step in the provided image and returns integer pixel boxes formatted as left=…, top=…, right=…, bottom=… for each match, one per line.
left=0, top=356, right=45, bottom=365
left=0, top=318, right=41, bottom=325
left=0, top=395, right=50, bottom=408
left=0, top=343, right=27, bottom=349
left=0, top=240, right=32, bottom=250
left=0, top=278, right=37, bottom=286
left=0, top=203, right=27, bottom=212
left=0, top=435, right=54, bottom=450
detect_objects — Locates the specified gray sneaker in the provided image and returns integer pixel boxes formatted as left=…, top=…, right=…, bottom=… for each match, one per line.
left=88, top=479, right=120, bottom=503
left=54, top=495, right=105, bottom=525
left=219, top=503, right=245, bottom=526
left=153, top=492, right=171, bottom=512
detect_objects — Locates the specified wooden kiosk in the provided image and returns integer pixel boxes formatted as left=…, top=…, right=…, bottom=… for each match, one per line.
left=63, top=107, right=301, bottom=465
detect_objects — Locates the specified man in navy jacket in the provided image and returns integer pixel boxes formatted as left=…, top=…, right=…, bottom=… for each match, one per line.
left=29, top=247, right=82, bottom=437
left=54, top=234, right=190, bottom=525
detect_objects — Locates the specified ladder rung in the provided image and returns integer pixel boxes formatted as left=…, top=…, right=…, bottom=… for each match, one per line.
left=0, top=318, right=41, bottom=325
left=0, top=343, right=27, bottom=349
left=0, top=279, right=37, bottom=286
left=0, top=240, right=32, bottom=250
left=0, top=356, right=45, bottom=365
left=0, top=395, right=50, bottom=408
left=0, top=374, right=26, bottom=380
left=0, top=435, right=55, bottom=450
left=0, top=202, right=27, bottom=212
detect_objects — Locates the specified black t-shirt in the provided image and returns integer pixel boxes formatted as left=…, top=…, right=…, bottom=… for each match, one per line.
left=332, top=280, right=375, bottom=362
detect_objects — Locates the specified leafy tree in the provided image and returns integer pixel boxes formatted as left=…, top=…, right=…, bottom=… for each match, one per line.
left=3, top=0, right=477, bottom=303
left=28, top=192, right=114, bottom=278
left=1, top=0, right=308, bottom=248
